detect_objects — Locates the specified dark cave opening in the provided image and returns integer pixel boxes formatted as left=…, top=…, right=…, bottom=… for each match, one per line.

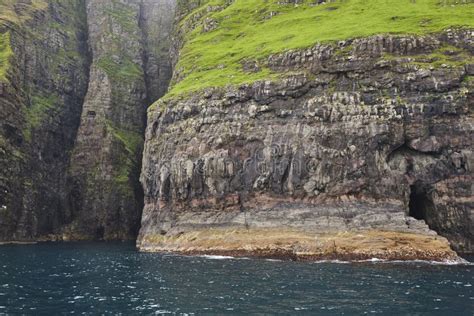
left=95, top=226, right=105, bottom=240
left=408, top=185, right=427, bottom=220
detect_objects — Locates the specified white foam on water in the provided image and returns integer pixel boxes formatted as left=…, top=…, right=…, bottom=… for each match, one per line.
left=172, top=252, right=473, bottom=265
left=348, top=257, right=473, bottom=266
left=305, top=257, right=474, bottom=266
left=294, top=307, right=308, bottom=311
left=311, top=260, right=351, bottom=264
left=383, top=258, right=473, bottom=266
left=355, top=258, right=387, bottom=263
left=201, top=255, right=235, bottom=260
left=199, top=255, right=250, bottom=260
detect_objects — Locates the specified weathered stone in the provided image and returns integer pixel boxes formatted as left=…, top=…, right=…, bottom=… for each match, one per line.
left=138, top=30, right=474, bottom=254
left=0, top=1, right=90, bottom=240
left=65, top=0, right=175, bottom=240
left=0, top=0, right=175, bottom=241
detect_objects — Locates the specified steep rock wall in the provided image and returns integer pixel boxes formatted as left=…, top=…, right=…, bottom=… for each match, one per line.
left=0, top=0, right=90, bottom=240
left=139, top=29, right=474, bottom=254
left=65, top=0, right=176, bottom=240
left=66, top=0, right=148, bottom=240
left=0, top=0, right=176, bottom=241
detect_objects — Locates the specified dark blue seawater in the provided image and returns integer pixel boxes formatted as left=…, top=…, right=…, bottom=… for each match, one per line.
left=0, top=242, right=472, bottom=315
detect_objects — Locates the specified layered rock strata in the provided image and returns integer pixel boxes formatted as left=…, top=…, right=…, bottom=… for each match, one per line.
left=138, top=29, right=474, bottom=259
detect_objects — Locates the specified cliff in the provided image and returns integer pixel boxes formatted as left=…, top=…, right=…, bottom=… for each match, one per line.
left=0, top=0, right=90, bottom=240
left=0, top=0, right=175, bottom=240
left=137, top=0, right=474, bottom=260
left=0, top=0, right=473, bottom=261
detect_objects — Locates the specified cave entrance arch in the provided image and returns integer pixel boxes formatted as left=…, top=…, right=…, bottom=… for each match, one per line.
left=96, top=226, right=105, bottom=240
left=408, top=184, right=428, bottom=220
left=408, top=183, right=440, bottom=233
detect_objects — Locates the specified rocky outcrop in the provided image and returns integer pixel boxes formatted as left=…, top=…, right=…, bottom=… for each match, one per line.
left=138, top=29, right=474, bottom=257
left=0, top=0, right=176, bottom=241
left=139, top=229, right=459, bottom=262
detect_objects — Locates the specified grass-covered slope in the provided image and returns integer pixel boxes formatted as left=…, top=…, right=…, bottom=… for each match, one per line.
left=167, top=0, right=474, bottom=98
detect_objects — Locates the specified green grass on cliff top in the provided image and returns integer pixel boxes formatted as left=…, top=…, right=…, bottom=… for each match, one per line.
left=165, top=0, right=474, bottom=99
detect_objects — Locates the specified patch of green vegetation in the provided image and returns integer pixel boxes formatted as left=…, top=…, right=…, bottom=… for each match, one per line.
left=42, top=1, right=90, bottom=89
left=113, top=156, right=137, bottom=196
left=384, top=45, right=474, bottom=68
left=166, top=0, right=474, bottom=98
left=104, top=121, right=143, bottom=192
left=97, top=56, right=143, bottom=83
left=0, top=0, right=48, bottom=25
left=463, top=75, right=474, bottom=83
left=106, top=122, right=143, bottom=156
left=0, top=31, right=12, bottom=81
left=0, top=0, right=87, bottom=83
left=23, top=93, right=59, bottom=141
left=104, top=0, right=139, bottom=33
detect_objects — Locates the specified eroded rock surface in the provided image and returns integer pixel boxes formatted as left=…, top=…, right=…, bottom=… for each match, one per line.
left=0, top=0, right=176, bottom=241
left=139, top=30, right=474, bottom=255
left=0, top=1, right=90, bottom=240
left=65, top=0, right=176, bottom=240
left=139, top=229, right=460, bottom=262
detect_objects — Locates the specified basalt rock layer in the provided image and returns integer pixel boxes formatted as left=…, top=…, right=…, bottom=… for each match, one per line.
left=138, top=29, right=474, bottom=257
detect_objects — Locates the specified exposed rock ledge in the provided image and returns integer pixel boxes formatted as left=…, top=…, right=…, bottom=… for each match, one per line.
left=138, top=228, right=460, bottom=262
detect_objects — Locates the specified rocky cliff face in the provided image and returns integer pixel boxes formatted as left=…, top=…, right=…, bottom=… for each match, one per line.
left=0, top=0, right=175, bottom=241
left=1, top=0, right=473, bottom=259
left=138, top=28, right=474, bottom=256
left=0, top=0, right=90, bottom=240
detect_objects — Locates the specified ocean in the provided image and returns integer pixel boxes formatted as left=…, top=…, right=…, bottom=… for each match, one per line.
left=0, top=242, right=472, bottom=314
